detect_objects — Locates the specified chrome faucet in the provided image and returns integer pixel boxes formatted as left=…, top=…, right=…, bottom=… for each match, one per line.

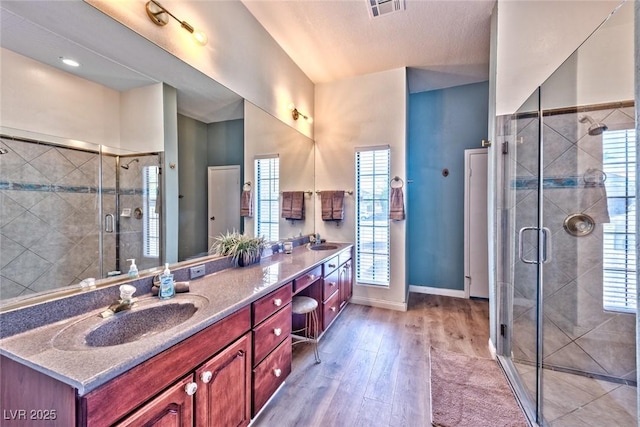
left=100, top=284, right=137, bottom=318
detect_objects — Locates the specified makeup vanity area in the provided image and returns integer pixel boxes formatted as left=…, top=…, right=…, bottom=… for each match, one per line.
left=0, top=242, right=353, bottom=426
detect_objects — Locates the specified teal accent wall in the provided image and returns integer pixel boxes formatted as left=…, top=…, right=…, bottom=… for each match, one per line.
left=407, top=81, right=489, bottom=290
left=176, top=116, right=244, bottom=261
left=177, top=115, right=208, bottom=261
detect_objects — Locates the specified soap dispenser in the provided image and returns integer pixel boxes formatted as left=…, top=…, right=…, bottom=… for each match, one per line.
left=127, top=259, right=139, bottom=279
left=159, top=263, right=175, bottom=300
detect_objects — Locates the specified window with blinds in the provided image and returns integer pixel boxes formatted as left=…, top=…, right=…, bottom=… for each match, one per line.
left=143, top=165, right=160, bottom=258
left=602, top=128, right=636, bottom=313
left=355, top=147, right=390, bottom=286
left=255, top=156, right=279, bottom=242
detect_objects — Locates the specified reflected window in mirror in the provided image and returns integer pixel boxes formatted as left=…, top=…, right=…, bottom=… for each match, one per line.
left=255, top=156, right=279, bottom=241
left=143, top=166, right=160, bottom=258
left=603, top=128, right=637, bottom=313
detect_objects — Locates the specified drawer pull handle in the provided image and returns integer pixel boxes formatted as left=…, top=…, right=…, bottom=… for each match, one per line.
left=328, top=264, right=336, bottom=268
left=331, top=306, right=337, bottom=312
left=330, top=282, right=336, bottom=287
left=274, top=298, right=282, bottom=307
left=274, top=368, right=282, bottom=378
left=273, top=328, right=282, bottom=337
left=201, top=371, right=213, bottom=384
left=309, top=274, right=316, bottom=280
left=185, top=382, right=198, bottom=396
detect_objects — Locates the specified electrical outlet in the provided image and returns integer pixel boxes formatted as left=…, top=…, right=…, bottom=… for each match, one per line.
left=190, top=264, right=206, bottom=280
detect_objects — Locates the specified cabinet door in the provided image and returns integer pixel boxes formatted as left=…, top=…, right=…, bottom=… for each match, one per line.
left=195, top=334, right=251, bottom=427
left=115, top=374, right=195, bottom=426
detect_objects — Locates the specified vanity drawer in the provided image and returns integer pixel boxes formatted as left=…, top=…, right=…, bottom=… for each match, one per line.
left=323, top=255, right=340, bottom=276
left=252, top=337, right=292, bottom=416
left=252, top=283, right=292, bottom=326
left=252, top=303, right=292, bottom=366
left=293, top=266, right=322, bottom=293
left=323, top=269, right=340, bottom=301
left=322, top=290, right=340, bottom=330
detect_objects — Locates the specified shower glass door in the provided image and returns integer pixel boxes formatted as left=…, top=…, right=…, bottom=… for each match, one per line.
left=504, top=1, right=637, bottom=425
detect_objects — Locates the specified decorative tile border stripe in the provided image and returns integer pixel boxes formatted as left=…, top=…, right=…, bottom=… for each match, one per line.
left=513, top=176, right=584, bottom=189
left=0, top=181, right=145, bottom=195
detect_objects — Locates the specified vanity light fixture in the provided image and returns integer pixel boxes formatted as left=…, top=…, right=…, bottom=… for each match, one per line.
left=60, top=57, right=80, bottom=67
left=288, top=103, right=313, bottom=123
left=145, top=0, right=208, bottom=46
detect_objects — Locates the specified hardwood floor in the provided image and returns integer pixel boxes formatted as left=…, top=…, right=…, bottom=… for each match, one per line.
left=252, top=293, right=491, bottom=427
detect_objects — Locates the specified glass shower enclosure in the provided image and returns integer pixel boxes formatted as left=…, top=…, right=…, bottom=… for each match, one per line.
left=498, top=1, right=637, bottom=425
left=0, top=132, right=162, bottom=302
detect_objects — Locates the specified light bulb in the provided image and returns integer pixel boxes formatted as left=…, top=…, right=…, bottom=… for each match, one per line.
left=306, top=116, right=313, bottom=124
left=192, top=29, right=208, bottom=46
left=60, top=57, right=80, bottom=67
left=287, top=103, right=296, bottom=112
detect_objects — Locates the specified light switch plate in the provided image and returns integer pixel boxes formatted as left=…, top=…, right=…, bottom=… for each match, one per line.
left=190, top=264, right=206, bottom=280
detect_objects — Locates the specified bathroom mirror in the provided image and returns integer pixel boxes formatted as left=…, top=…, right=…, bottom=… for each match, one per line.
left=0, top=1, right=315, bottom=307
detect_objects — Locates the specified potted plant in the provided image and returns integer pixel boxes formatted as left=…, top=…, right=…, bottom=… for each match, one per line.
left=210, top=231, right=266, bottom=267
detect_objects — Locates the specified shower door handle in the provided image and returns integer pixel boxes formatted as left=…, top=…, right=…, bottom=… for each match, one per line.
left=105, top=214, right=115, bottom=233
left=518, top=227, right=538, bottom=264
left=541, top=227, right=551, bottom=263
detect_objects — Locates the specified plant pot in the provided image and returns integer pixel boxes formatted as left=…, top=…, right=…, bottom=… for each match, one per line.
left=237, top=253, right=261, bottom=267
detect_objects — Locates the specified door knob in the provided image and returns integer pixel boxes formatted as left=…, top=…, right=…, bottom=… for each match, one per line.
left=185, top=382, right=198, bottom=396
left=200, top=371, right=213, bottom=383
left=273, top=368, right=282, bottom=377
left=273, top=328, right=282, bottom=336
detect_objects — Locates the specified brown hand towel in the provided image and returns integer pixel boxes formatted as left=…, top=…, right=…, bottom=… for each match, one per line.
left=240, top=189, right=253, bottom=217
left=281, top=191, right=293, bottom=219
left=290, top=191, right=305, bottom=220
left=332, top=190, right=345, bottom=221
left=321, top=191, right=333, bottom=220
left=390, top=187, right=405, bottom=220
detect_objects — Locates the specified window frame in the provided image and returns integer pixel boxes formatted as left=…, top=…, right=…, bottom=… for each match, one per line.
left=355, top=146, right=391, bottom=287
left=254, top=155, right=280, bottom=242
left=602, top=128, right=636, bottom=313
left=143, top=165, right=160, bottom=258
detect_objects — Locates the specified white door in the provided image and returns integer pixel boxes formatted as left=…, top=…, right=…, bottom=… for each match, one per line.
left=464, top=149, right=489, bottom=298
left=208, top=166, right=241, bottom=249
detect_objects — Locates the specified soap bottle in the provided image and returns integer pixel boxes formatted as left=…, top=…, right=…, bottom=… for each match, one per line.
left=127, top=259, right=138, bottom=279
left=159, top=263, right=175, bottom=300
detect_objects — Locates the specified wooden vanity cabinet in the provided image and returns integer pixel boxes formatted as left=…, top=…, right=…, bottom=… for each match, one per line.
left=79, top=306, right=252, bottom=427
left=321, top=248, right=353, bottom=330
left=251, top=283, right=293, bottom=416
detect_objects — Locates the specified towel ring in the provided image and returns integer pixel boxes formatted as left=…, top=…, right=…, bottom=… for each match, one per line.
left=243, top=182, right=252, bottom=191
left=390, top=176, right=404, bottom=188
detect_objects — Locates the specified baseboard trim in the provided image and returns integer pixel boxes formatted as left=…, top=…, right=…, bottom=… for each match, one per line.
left=349, top=296, right=408, bottom=311
left=409, top=285, right=467, bottom=299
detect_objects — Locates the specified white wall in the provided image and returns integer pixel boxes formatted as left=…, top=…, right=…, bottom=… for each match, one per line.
left=86, top=0, right=315, bottom=140
left=120, top=83, right=165, bottom=152
left=496, top=0, right=623, bottom=115
left=0, top=48, right=120, bottom=147
left=314, top=68, right=407, bottom=311
left=0, top=47, right=166, bottom=153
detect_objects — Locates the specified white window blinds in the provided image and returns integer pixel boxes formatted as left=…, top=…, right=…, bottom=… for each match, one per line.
left=143, top=165, right=160, bottom=258
left=602, top=129, right=636, bottom=313
left=356, top=147, right=390, bottom=286
left=255, top=156, right=279, bottom=242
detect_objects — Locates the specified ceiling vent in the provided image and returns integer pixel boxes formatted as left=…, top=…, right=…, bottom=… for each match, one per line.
left=367, top=0, right=405, bottom=18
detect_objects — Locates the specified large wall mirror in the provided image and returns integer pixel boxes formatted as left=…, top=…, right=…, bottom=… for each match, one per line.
left=0, top=2, right=315, bottom=307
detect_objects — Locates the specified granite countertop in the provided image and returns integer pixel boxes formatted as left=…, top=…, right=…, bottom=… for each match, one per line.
left=0, top=243, right=352, bottom=396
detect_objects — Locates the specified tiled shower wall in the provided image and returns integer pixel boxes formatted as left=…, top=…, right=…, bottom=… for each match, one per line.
left=0, top=138, right=159, bottom=302
left=0, top=137, right=113, bottom=300
left=509, top=105, right=636, bottom=382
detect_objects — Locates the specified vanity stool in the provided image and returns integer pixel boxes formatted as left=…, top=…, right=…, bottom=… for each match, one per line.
left=291, top=296, right=321, bottom=363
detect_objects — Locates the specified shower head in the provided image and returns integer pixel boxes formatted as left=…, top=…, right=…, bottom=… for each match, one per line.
left=121, top=158, right=139, bottom=170
left=579, top=115, right=608, bottom=136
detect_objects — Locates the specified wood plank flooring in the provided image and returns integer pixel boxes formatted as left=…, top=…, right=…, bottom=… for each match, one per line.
left=252, top=293, right=491, bottom=427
